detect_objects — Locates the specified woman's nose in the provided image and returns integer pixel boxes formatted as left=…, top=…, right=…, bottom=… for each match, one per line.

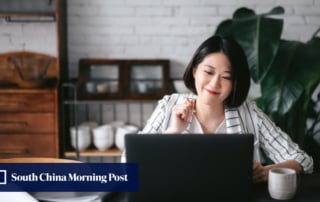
left=209, top=75, right=221, bottom=88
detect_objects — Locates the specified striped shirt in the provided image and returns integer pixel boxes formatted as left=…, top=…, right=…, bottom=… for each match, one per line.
left=139, top=93, right=313, bottom=173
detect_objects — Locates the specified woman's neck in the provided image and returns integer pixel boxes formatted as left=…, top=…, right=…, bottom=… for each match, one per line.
left=195, top=99, right=225, bottom=133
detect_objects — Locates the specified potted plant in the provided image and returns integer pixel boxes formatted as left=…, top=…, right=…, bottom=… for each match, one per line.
left=214, top=7, right=320, bottom=171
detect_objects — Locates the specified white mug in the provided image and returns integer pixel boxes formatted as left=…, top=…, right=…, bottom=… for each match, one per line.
left=268, top=168, right=298, bottom=200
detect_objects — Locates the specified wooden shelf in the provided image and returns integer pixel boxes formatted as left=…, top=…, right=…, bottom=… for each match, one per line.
left=64, top=148, right=122, bottom=157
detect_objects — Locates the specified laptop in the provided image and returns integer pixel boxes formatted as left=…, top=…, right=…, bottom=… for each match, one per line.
left=125, top=134, right=254, bottom=202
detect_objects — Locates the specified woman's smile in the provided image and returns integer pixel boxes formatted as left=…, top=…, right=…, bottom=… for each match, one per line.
left=204, top=88, right=220, bottom=95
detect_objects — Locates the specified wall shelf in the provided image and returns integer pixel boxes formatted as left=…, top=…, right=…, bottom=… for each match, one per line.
left=61, top=82, right=159, bottom=161
left=0, top=0, right=57, bottom=22
left=64, top=148, right=122, bottom=157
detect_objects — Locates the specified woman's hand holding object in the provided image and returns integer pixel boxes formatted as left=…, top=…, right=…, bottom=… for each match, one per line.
left=164, top=98, right=195, bottom=134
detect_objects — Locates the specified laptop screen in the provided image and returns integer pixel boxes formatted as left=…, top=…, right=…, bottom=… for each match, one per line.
left=125, top=134, right=254, bottom=202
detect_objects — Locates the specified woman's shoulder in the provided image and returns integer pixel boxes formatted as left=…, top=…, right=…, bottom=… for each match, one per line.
left=236, top=99, right=265, bottom=116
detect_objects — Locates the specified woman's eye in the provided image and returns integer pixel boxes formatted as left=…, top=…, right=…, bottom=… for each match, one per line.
left=222, top=76, right=232, bottom=80
left=204, top=71, right=213, bottom=75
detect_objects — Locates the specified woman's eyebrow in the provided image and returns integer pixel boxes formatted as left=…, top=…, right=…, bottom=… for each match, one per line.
left=204, top=64, right=231, bottom=73
left=204, top=64, right=215, bottom=69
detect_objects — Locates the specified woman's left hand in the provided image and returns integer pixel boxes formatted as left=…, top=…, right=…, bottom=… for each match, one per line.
left=253, top=162, right=268, bottom=184
left=253, top=160, right=303, bottom=184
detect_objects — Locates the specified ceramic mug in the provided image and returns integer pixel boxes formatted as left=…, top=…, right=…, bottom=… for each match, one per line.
left=268, top=168, right=298, bottom=200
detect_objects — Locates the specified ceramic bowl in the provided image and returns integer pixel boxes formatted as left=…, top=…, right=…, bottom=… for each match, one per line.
left=92, top=124, right=114, bottom=151
left=70, top=126, right=91, bottom=151
left=115, top=125, right=138, bottom=150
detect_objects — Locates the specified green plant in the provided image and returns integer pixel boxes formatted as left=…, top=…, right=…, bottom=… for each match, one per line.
left=215, top=7, right=320, bottom=170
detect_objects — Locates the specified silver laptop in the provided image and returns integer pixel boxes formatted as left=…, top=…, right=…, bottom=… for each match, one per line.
left=125, top=134, right=254, bottom=202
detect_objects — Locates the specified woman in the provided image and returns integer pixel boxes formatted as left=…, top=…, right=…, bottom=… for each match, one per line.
left=138, top=35, right=313, bottom=183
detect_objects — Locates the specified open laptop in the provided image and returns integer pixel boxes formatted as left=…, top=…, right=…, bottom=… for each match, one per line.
left=125, top=134, right=254, bottom=202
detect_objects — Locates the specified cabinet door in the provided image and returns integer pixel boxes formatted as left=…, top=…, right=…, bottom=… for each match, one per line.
left=77, top=59, right=170, bottom=100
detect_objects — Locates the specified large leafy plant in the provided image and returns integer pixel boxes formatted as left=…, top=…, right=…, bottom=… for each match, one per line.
left=215, top=7, right=320, bottom=170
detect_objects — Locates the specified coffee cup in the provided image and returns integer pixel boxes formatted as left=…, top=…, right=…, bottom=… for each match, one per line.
left=268, top=168, right=297, bottom=200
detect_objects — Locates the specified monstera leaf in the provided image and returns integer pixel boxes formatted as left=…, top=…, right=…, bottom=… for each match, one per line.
left=215, top=7, right=284, bottom=82
left=214, top=7, right=320, bottom=163
left=259, top=37, right=320, bottom=115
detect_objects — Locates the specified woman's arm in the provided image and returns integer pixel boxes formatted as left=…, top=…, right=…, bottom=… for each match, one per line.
left=141, top=93, right=193, bottom=134
left=253, top=160, right=302, bottom=183
left=163, top=98, right=195, bottom=134
left=249, top=102, right=313, bottom=175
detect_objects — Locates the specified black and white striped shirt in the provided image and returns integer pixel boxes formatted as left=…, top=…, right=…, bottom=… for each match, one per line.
left=140, top=93, right=313, bottom=173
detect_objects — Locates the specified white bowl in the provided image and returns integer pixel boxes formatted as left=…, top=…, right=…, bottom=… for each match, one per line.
left=115, top=125, right=138, bottom=150
left=173, top=80, right=190, bottom=93
left=93, top=137, right=114, bottom=151
left=92, top=125, right=114, bottom=151
left=70, top=126, right=91, bottom=151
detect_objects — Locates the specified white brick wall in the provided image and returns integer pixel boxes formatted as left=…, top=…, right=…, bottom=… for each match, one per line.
left=0, top=21, right=57, bottom=55
left=0, top=0, right=319, bottom=129
left=63, top=0, right=320, bottom=131
left=0, top=1, right=319, bottom=76
left=66, top=0, right=320, bottom=78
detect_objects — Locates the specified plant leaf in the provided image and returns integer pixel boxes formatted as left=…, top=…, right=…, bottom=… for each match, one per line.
left=233, top=7, right=255, bottom=19
left=266, top=6, right=285, bottom=15
left=259, top=40, right=301, bottom=114
left=215, top=7, right=283, bottom=82
left=260, top=38, right=320, bottom=115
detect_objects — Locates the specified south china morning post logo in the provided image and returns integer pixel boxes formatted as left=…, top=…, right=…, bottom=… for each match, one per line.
left=10, top=171, right=126, bottom=184
left=0, top=163, right=138, bottom=192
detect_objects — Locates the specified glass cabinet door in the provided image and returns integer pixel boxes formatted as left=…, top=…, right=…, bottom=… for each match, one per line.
left=77, top=59, right=169, bottom=100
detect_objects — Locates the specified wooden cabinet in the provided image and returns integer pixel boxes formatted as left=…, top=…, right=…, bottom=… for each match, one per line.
left=0, top=0, right=65, bottom=158
left=77, top=59, right=170, bottom=100
left=0, top=89, right=59, bottom=157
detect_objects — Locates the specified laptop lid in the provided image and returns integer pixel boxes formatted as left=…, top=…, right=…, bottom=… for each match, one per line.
left=125, top=134, right=254, bottom=202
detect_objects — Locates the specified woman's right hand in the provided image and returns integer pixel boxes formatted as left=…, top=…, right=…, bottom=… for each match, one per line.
left=164, top=98, right=195, bottom=134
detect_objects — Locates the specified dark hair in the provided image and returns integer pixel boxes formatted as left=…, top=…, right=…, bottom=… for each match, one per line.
left=183, top=35, right=250, bottom=108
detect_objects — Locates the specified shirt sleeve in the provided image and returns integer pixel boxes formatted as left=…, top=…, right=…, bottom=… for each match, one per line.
left=140, top=95, right=171, bottom=133
left=250, top=102, right=314, bottom=173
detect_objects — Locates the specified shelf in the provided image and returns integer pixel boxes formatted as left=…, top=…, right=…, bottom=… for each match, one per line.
left=0, top=0, right=56, bottom=14
left=0, top=0, right=57, bottom=22
left=64, top=148, right=122, bottom=157
left=63, top=99, right=157, bottom=105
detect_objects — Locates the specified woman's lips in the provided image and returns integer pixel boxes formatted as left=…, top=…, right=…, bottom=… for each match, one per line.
left=205, top=88, right=220, bottom=95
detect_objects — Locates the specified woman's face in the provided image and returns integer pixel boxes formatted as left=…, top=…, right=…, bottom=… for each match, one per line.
left=192, top=52, right=233, bottom=106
